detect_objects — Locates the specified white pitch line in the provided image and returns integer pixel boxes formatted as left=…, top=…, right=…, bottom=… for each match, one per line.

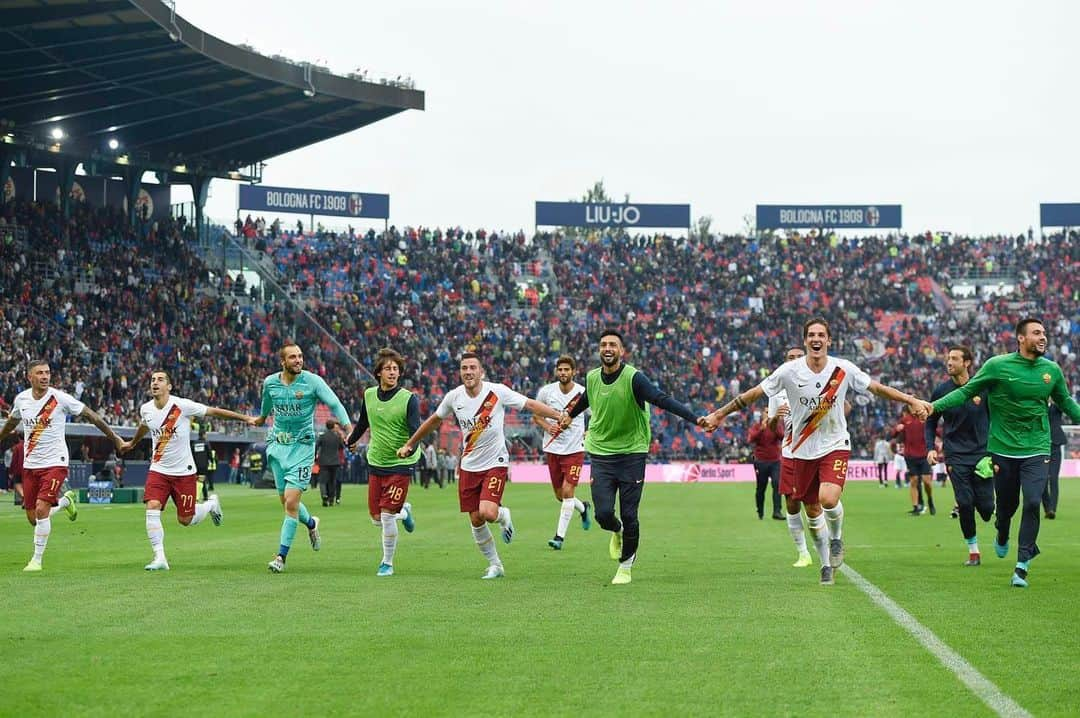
left=840, top=563, right=1032, bottom=718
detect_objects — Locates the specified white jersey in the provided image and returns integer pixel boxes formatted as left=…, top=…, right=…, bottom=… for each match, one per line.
left=535, top=381, right=586, bottom=456
left=436, top=381, right=528, bottom=472
left=139, top=396, right=208, bottom=476
left=766, top=390, right=794, bottom=459
left=759, top=356, right=872, bottom=460
left=10, top=387, right=85, bottom=469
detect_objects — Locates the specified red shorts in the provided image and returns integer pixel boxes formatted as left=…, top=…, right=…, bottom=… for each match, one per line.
left=546, top=452, right=584, bottom=493
left=144, top=470, right=198, bottom=518
left=23, top=467, right=68, bottom=508
left=779, top=457, right=796, bottom=497
left=368, top=473, right=411, bottom=517
left=788, top=450, right=850, bottom=505
left=458, top=467, right=508, bottom=513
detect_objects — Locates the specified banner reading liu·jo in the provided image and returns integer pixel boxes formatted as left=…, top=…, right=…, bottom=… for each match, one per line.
left=536, top=201, right=690, bottom=229
left=756, top=204, right=902, bottom=230
left=239, top=184, right=389, bottom=220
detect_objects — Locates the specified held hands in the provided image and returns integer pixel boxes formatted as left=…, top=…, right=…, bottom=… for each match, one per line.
left=775, top=403, right=790, bottom=419
left=909, top=399, right=934, bottom=421
left=558, top=410, right=572, bottom=430
left=244, top=415, right=260, bottom=427
left=926, top=449, right=939, bottom=465
left=117, top=440, right=136, bottom=455
left=396, top=443, right=413, bottom=459
left=698, top=411, right=723, bottom=432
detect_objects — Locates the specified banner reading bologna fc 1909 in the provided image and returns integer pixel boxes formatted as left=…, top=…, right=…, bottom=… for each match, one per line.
left=756, top=204, right=902, bottom=230
left=536, top=201, right=690, bottom=229
left=239, top=184, right=389, bottom=219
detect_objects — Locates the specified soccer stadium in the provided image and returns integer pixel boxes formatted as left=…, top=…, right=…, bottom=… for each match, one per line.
left=2, top=2, right=1078, bottom=716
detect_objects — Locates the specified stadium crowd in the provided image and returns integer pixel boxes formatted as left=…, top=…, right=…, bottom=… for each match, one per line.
left=2, top=201, right=1078, bottom=462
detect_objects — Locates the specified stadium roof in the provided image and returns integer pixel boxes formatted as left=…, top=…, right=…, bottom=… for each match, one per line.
left=0, top=0, right=425, bottom=182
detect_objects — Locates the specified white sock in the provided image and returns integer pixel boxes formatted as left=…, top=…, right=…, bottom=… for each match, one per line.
left=619, top=553, right=636, bottom=570
left=967, top=538, right=980, bottom=555
left=189, top=502, right=210, bottom=526
left=786, top=512, right=808, bottom=554
left=381, top=512, right=399, bottom=565
left=556, top=498, right=575, bottom=539
left=824, top=502, right=844, bottom=540
left=471, top=523, right=501, bottom=567
left=146, top=509, right=165, bottom=558
left=808, top=513, right=831, bottom=566
left=32, top=517, right=52, bottom=562
left=496, top=506, right=511, bottom=528
left=48, top=495, right=71, bottom=517
left=392, top=508, right=409, bottom=521
left=573, top=497, right=586, bottom=514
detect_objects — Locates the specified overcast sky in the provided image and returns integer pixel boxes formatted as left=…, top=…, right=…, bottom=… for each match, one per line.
left=170, top=0, right=1078, bottom=235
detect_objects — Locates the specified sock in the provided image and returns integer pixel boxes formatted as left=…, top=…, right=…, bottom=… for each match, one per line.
left=146, top=510, right=165, bottom=558
left=381, top=512, right=399, bottom=565
left=48, top=494, right=71, bottom=517
left=966, top=536, right=980, bottom=556
left=189, top=502, right=210, bottom=526
left=496, top=506, right=511, bottom=528
left=33, top=517, right=52, bottom=562
left=573, top=497, right=586, bottom=514
left=824, top=503, right=844, bottom=540
left=619, top=553, right=636, bottom=570
left=471, top=523, right=501, bottom=567
left=392, top=508, right=409, bottom=521
left=298, top=503, right=316, bottom=530
left=807, top=513, right=831, bottom=566
left=556, top=498, right=575, bottom=539
left=786, top=512, right=808, bottom=554
left=279, top=515, right=298, bottom=559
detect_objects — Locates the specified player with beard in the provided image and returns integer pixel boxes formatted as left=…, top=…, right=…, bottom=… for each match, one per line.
left=562, top=330, right=707, bottom=585
left=928, top=319, right=1080, bottom=587
left=924, top=347, right=992, bottom=566
left=706, top=319, right=926, bottom=585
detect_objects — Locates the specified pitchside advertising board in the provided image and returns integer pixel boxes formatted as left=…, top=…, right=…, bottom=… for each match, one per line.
left=239, top=184, right=390, bottom=220
left=1040, top=203, right=1080, bottom=227
left=756, top=204, right=902, bottom=229
left=535, top=201, right=691, bottom=229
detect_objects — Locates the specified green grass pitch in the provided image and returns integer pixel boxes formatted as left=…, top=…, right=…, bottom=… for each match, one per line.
left=1, top=479, right=1076, bottom=717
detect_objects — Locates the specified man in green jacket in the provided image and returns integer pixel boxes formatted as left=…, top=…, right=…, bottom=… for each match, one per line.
left=563, top=330, right=707, bottom=585
left=929, top=318, right=1080, bottom=588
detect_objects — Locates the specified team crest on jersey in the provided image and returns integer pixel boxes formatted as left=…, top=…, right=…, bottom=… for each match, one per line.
left=295, top=391, right=304, bottom=399
left=1043, top=373, right=1051, bottom=384
left=829, top=379, right=839, bottom=387
left=972, top=396, right=981, bottom=405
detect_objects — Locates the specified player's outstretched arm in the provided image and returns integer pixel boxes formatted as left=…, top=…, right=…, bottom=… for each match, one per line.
left=120, top=423, right=150, bottom=454
left=867, top=381, right=927, bottom=417
left=398, top=414, right=443, bottom=458
left=206, top=406, right=259, bottom=425
left=80, top=406, right=124, bottom=450
left=706, top=386, right=766, bottom=428
left=524, top=398, right=564, bottom=423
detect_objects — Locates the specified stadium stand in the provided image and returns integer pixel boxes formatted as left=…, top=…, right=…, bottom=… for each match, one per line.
left=5, top=200, right=1076, bottom=462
